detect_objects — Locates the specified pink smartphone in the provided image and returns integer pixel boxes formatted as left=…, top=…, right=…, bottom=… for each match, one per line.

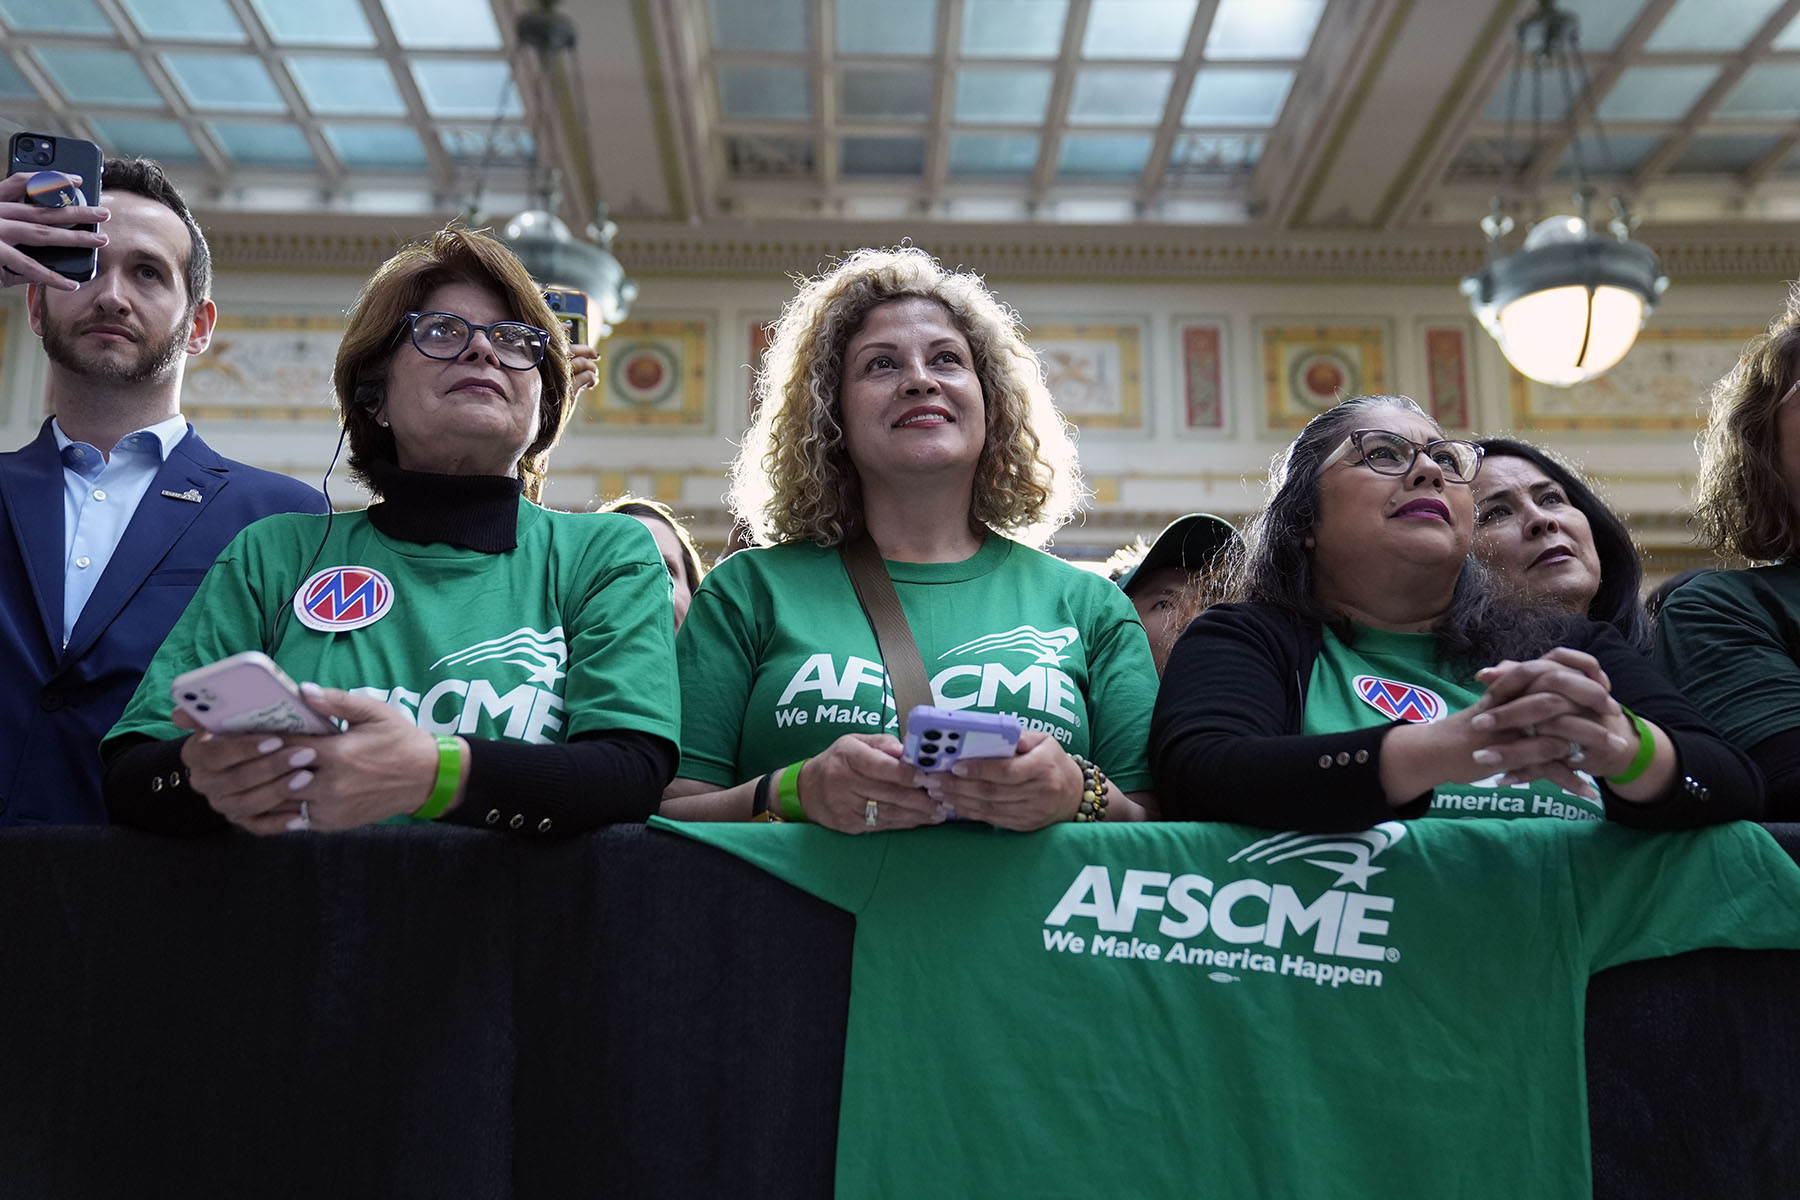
left=170, top=651, right=338, bottom=736
left=902, top=705, right=1023, bottom=773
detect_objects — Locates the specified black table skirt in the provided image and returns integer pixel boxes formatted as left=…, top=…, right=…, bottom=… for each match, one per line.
left=1, top=823, right=1795, bottom=1199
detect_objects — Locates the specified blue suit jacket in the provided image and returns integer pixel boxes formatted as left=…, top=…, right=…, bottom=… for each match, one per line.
left=0, top=418, right=328, bottom=824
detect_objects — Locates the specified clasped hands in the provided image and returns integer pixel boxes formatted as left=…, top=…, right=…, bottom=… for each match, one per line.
left=797, top=729, right=1084, bottom=834
left=1450, top=648, right=1639, bottom=800
left=175, top=683, right=445, bottom=834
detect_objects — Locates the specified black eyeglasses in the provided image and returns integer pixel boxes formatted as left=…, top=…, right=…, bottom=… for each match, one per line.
left=402, top=311, right=549, bottom=371
left=1320, top=429, right=1484, bottom=484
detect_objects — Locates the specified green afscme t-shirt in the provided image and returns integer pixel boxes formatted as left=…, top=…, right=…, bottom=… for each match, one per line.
left=1305, top=625, right=1604, bottom=822
left=674, top=536, right=1157, bottom=791
left=106, top=504, right=681, bottom=769
left=654, top=816, right=1800, bottom=1200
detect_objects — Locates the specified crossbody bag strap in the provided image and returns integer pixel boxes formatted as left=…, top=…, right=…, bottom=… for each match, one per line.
left=839, top=530, right=933, bottom=740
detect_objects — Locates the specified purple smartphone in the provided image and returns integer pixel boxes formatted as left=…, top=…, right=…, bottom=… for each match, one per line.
left=902, top=705, right=1023, bottom=772
left=170, top=651, right=338, bottom=736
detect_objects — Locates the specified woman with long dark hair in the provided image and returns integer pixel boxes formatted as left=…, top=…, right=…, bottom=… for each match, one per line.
left=1473, top=438, right=1650, bottom=651
left=1150, top=395, right=1757, bottom=831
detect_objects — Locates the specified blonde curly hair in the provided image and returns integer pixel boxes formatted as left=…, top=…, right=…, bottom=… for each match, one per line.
left=729, top=246, right=1083, bottom=548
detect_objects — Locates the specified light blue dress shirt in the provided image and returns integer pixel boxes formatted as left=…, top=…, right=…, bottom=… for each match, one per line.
left=54, top=414, right=190, bottom=647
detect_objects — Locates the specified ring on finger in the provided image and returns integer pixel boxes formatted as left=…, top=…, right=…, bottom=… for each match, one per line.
left=864, top=799, right=879, bottom=829
left=1566, top=741, right=1587, bottom=766
left=1520, top=724, right=1537, bottom=739
left=298, top=800, right=311, bottom=826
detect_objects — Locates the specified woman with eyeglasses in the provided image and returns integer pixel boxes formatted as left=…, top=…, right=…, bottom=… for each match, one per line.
left=1149, top=394, right=1758, bottom=831
left=102, top=227, right=680, bottom=835
left=1654, top=303, right=1800, bottom=818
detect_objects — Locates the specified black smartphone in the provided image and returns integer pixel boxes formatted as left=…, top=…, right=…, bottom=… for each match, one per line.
left=7, top=131, right=103, bottom=283
left=542, top=286, right=589, bottom=347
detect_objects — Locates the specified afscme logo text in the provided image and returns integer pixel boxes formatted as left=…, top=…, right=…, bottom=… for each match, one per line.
left=1042, top=865, right=1394, bottom=962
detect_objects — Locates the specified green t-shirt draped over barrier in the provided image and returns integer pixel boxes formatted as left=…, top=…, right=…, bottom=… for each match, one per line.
left=655, top=816, right=1800, bottom=1200
left=1306, top=625, right=1604, bottom=821
left=674, top=536, right=1157, bottom=790
left=107, top=505, right=681, bottom=770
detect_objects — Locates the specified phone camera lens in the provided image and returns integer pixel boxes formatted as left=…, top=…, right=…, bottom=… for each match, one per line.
left=945, top=731, right=961, bottom=741
left=32, top=150, right=51, bottom=165
left=195, top=703, right=211, bottom=713
left=181, top=692, right=198, bottom=701
left=918, top=754, right=937, bottom=768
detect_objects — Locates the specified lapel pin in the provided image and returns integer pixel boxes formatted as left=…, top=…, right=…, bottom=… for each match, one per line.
left=161, top=488, right=203, bottom=503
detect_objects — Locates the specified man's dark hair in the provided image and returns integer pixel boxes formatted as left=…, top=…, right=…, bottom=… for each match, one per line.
left=99, top=157, right=211, bottom=305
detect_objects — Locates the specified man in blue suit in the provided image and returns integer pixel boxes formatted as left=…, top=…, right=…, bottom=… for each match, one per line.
left=0, top=157, right=328, bottom=825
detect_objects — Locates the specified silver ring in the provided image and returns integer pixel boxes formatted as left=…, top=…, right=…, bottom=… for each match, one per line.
left=1520, top=724, right=1537, bottom=739
left=1566, top=741, right=1587, bottom=765
left=298, top=800, right=311, bottom=826
left=864, top=799, right=879, bottom=829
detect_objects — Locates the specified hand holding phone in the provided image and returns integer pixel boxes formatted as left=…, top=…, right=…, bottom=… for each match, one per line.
left=901, top=706, right=1023, bottom=773
left=171, top=651, right=339, bottom=736
left=3, top=132, right=105, bottom=286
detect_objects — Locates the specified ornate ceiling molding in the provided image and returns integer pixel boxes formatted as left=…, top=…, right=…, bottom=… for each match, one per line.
left=201, top=216, right=1800, bottom=284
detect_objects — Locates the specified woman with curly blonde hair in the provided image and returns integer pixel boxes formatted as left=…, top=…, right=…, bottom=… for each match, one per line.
left=664, top=247, right=1156, bottom=831
left=1655, top=298, right=1800, bottom=817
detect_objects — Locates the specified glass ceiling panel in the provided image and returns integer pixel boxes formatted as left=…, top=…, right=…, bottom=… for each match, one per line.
left=382, top=0, right=502, bottom=49
left=163, top=53, right=286, bottom=112
left=963, top=0, right=1069, bottom=58
left=1668, top=132, right=1782, bottom=173
left=717, top=65, right=812, bottom=119
left=1082, top=0, right=1197, bottom=60
left=35, top=49, right=162, bottom=107
left=0, top=53, right=35, bottom=100
left=1595, top=65, right=1720, bottom=122
left=1644, top=0, right=1785, bottom=52
left=726, top=134, right=814, bottom=176
left=1480, top=67, right=1581, bottom=123
left=287, top=56, right=408, bottom=116
left=1057, top=132, right=1152, bottom=176
left=947, top=132, right=1039, bottom=175
left=122, top=0, right=243, bottom=41
left=411, top=61, right=521, bottom=119
left=840, top=134, right=926, bottom=175
left=709, top=0, right=808, bottom=53
left=1169, top=132, right=1262, bottom=169
left=1715, top=63, right=1800, bottom=119
left=840, top=66, right=933, bottom=120
left=1556, top=0, right=1647, bottom=52
left=1204, top=0, right=1326, bottom=60
left=1550, top=131, right=1660, bottom=178
left=250, top=0, right=375, bottom=46
left=89, top=117, right=199, bottom=162
left=955, top=67, right=1053, bottom=122
left=837, top=0, right=935, bottom=55
left=439, top=125, right=533, bottom=162
left=210, top=121, right=314, bottom=166
left=0, top=0, right=109, bottom=33
left=1069, top=67, right=1174, bottom=124
left=1182, top=67, right=1294, bottom=126
left=1777, top=11, right=1800, bottom=48
left=325, top=123, right=429, bottom=168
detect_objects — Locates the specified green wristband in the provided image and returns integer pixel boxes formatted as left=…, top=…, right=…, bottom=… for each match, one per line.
left=777, top=759, right=808, bottom=823
left=414, top=734, right=461, bottom=820
left=1606, top=708, right=1656, bottom=786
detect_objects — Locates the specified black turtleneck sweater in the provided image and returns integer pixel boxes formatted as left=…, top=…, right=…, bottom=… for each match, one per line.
left=102, top=463, right=676, bottom=836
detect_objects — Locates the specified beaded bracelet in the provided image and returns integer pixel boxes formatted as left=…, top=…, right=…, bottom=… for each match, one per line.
left=1071, top=754, right=1109, bottom=822
left=1606, top=707, right=1656, bottom=786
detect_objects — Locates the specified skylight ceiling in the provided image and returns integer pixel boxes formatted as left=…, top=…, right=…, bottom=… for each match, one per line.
left=698, top=0, right=1330, bottom=221
left=0, top=0, right=537, bottom=214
